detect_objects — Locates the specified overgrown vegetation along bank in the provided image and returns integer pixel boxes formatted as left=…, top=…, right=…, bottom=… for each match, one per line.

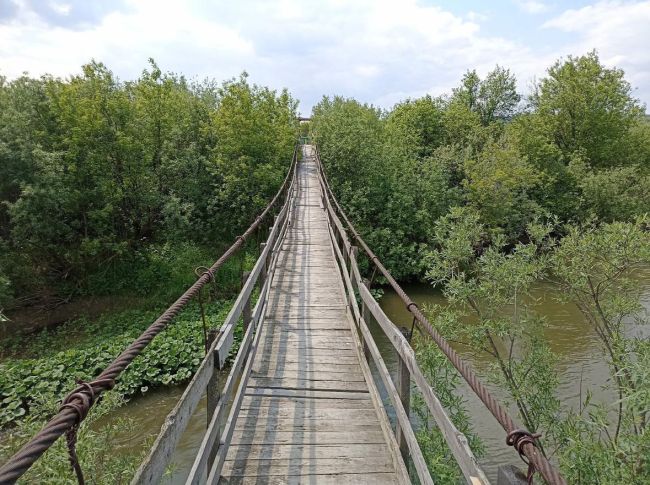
left=0, top=299, right=231, bottom=426
left=0, top=239, right=261, bottom=423
left=312, top=51, right=650, bottom=483
left=0, top=60, right=298, bottom=319
left=312, top=52, right=650, bottom=280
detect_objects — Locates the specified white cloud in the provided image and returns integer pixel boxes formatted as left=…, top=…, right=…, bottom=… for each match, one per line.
left=514, top=0, right=549, bottom=14
left=49, top=2, right=72, bottom=16
left=0, top=0, right=648, bottom=111
left=544, top=1, right=650, bottom=104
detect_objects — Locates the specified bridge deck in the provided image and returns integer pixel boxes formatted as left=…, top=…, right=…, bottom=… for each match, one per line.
left=220, top=148, right=408, bottom=484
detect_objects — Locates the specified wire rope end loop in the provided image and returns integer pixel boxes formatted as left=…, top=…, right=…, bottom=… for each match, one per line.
left=59, top=379, right=112, bottom=485
left=59, top=377, right=116, bottom=422
left=59, top=381, right=95, bottom=425
left=506, top=429, right=542, bottom=484
left=194, top=266, right=214, bottom=282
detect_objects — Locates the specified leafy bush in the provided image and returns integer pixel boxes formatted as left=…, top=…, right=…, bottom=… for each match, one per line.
left=0, top=299, right=232, bottom=427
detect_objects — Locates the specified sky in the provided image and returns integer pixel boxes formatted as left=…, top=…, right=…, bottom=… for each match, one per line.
left=1, top=0, right=649, bottom=114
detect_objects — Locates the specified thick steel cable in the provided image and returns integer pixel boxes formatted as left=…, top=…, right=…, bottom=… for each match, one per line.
left=313, top=145, right=566, bottom=485
left=0, top=145, right=299, bottom=484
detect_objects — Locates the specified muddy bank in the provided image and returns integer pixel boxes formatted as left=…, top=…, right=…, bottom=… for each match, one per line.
left=1, top=295, right=142, bottom=339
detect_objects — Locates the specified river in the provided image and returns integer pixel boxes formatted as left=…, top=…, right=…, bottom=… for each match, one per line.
left=103, top=272, right=650, bottom=483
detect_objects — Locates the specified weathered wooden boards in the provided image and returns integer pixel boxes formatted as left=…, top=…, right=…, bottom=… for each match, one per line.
left=219, top=147, right=408, bottom=484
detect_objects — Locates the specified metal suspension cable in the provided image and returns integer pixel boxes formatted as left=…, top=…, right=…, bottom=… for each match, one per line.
left=0, top=145, right=299, bottom=484
left=313, top=145, right=566, bottom=485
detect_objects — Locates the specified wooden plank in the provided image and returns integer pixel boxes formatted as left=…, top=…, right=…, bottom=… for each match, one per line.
left=251, top=362, right=363, bottom=375
left=247, top=377, right=369, bottom=391
left=222, top=456, right=395, bottom=477
left=255, top=328, right=352, bottom=337
left=215, top=473, right=398, bottom=485
left=244, top=388, right=371, bottom=400
left=237, top=408, right=381, bottom=421
left=229, top=430, right=387, bottom=446
left=254, top=334, right=355, bottom=347
left=233, top=419, right=383, bottom=432
left=250, top=369, right=365, bottom=381
left=265, top=309, right=348, bottom=318
left=256, top=346, right=358, bottom=356
left=253, top=354, right=362, bottom=365
left=220, top=443, right=391, bottom=460
left=240, top=396, right=376, bottom=410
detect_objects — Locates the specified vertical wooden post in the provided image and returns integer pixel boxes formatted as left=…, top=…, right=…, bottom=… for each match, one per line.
left=206, top=328, right=221, bottom=469
left=396, top=355, right=411, bottom=464
left=259, top=243, right=267, bottom=286
left=241, top=271, right=252, bottom=330
left=348, top=246, right=358, bottom=316
left=361, top=277, right=371, bottom=361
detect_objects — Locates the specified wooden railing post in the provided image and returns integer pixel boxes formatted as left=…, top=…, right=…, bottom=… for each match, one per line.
left=206, top=328, right=222, bottom=469
left=241, top=271, right=252, bottom=330
left=348, top=246, right=359, bottom=317
left=259, top=243, right=267, bottom=285
left=361, top=277, right=371, bottom=361
left=396, top=355, right=411, bottom=464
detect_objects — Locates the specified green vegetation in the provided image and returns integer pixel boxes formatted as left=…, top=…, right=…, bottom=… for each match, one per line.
left=411, top=332, right=484, bottom=482
left=0, top=298, right=232, bottom=427
left=0, top=60, right=298, bottom=315
left=0, top=393, right=146, bottom=484
left=312, top=51, right=650, bottom=483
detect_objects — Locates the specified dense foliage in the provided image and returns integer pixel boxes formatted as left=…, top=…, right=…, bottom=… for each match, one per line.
left=0, top=60, right=298, bottom=314
left=0, top=296, right=234, bottom=427
left=312, top=52, right=650, bottom=279
left=312, top=51, right=650, bottom=483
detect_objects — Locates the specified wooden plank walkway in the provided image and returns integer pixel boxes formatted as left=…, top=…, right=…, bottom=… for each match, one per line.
left=220, top=146, right=408, bottom=484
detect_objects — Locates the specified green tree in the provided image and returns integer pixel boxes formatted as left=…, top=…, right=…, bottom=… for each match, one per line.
left=531, top=51, right=643, bottom=168
left=453, top=66, right=521, bottom=125
left=462, top=140, right=542, bottom=239
left=425, top=207, right=559, bottom=441
left=549, top=219, right=650, bottom=482
left=207, top=73, right=298, bottom=240
left=384, top=95, right=445, bottom=159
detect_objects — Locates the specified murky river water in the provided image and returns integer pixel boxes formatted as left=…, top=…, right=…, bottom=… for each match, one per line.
left=105, top=271, right=650, bottom=483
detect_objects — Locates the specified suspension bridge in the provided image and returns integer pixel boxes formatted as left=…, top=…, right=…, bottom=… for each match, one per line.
left=0, top=145, right=566, bottom=484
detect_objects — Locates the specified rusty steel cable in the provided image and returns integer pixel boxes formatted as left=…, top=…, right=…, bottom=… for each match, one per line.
left=313, top=145, right=566, bottom=485
left=0, top=145, right=299, bottom=485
